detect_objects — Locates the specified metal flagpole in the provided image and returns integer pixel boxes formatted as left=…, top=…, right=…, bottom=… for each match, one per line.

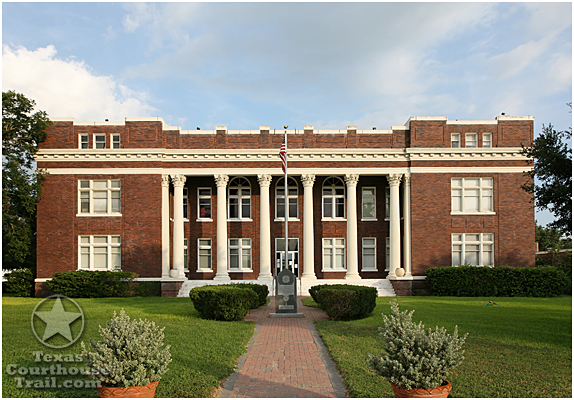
left=283, top=126, right=288, bottom=276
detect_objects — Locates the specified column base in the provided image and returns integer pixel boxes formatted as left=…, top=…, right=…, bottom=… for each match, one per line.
left=344, top=274, right=362, bottom=280
left=213, top=275, right=231, bottom=281
left=169, top=269, right=179, bottom=278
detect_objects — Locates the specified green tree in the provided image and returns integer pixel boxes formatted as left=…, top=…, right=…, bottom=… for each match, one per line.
left=521, top=106, right=572, bottom=236
left=2, top=91, right=51, bottom=270
left=536, top=223, right=572, bottom=252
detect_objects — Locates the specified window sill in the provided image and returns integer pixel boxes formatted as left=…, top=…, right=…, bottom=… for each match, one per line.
left=321, top=218, right=347, bottom=222
left=229, top=270, right=254, bottom=273
left=451, top=212, right=496, bottom=216
left=361, top=268, right=378, bottom=272
left=76, top=214, right=122, bottom=217
left=274, top=218, right=301, bottom=222
left=228, top=219, right=253, bottom=222
left=361, top=218, right=378, bottom=222
left=321, top=269, right=347, bottom=272
left=196, top=269, right=213, bottom=273
left=196, top=218, right=213, bottom=222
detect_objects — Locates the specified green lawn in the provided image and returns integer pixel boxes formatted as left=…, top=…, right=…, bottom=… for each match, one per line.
left=2, top=296, right=254, bottom=398
left=302, top=296, right=572, bottom=398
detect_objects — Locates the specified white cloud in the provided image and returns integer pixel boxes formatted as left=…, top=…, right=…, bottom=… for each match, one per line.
left=2, top=44, right=157, bottom=121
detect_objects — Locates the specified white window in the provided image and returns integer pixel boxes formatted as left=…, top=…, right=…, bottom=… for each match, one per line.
left=198, top=239, right=212, bottom=271
left=323, top=238, right=345, bottom=271
left=452, top=233, right=494, bottom=266
left=362, top=238, right=377, bottom=271
left=184, top=238, right=188, bottom=271
left=451, top=133, right=460, bottom=148
left=93, top=134, right=106, bottom=149
left=362, top=187, right=376, bottom=220
left=79, top=180, right=121, bottom=215
left=465, top=133, right=477, bottom=148
left=385, top=186, right=390, bottom=220
left=276, top=177, right=298, bottom=220
left=111, top=134, right=121, bottom=149
left=385, top=237, right=390, bottom=271
left=483, top=133, right=492, bottom=148
left=197, top=188, right=212, bottom=220
left=322, top=177, right=345, bottom=219
left=228, top=177, right=251, bottom=220
left=451, top=178, right=493, bottom=214
left=79, top=235, right=121, bottom=270
left=79, top=134, right=89, bottom=149
left=183, top=187, right=188, bottom=220
left=229, top=239, right=252, bottom=271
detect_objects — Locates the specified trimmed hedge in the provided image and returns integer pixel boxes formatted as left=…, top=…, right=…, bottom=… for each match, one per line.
left=189, top=285, right=258, bottom=321
left=47, top=270, right=138, bottom=298
left=426, top=266, right=570, bottom=297
left=310, top=284, right=377, bottom=320
left=229, top=283, right=269, bottom=307
left=4, top=268, right=34, bottom=297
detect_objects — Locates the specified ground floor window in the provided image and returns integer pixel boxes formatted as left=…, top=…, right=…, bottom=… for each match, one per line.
left=229, top=239, right=252, bottom=271
left=362, top=238, right=377, bottom=271
left=184, top=238, right=188, bottom=271
left=198, top=239, right=212, bottom=271
left=323, top=238, right=345, bottom=271
left=79, top=235, right=121, bottom=270
left=452, top=233, right=494, bottom=266
left=385, top=237, right=390, bottom=271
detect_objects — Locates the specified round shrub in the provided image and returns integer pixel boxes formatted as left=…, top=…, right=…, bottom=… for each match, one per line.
left=312, top=284, right=377, bottom=320
left=189, top=285, right=258, bottom=321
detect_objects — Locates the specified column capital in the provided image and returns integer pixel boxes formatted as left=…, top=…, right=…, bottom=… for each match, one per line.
left=257, top=174, right=272, bottom=187
left=161, top=175, right=170, bottom=187
left=344, top=174, right=359, bottom=187
left=214, top=174, right=229, bottom=187
left=388, top=173, right=402, bottom=187
left=403, top=173, right=411, bottom=185
left=170, top=174, right=186, bottom=187
left=301, top=174, right=316, bottom=187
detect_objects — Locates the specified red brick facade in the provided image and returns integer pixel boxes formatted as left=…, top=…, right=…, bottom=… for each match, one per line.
left=35, top=116, right=535, bottom=296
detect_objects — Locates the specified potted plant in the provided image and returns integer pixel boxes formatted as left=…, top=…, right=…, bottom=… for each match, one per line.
left=368, top=300, right=468, bottom=398
left=81, top=309, right=172, bottom=398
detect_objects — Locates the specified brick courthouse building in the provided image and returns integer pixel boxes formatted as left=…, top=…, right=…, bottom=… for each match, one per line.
left=34, top=116, right=535, bottom=297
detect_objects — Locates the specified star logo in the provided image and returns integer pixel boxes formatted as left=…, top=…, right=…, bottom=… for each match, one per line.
left=31, top=295, right=85, bottom=349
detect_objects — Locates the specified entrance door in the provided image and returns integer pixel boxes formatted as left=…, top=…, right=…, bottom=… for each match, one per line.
left=275, top=238, right=299, bottom=277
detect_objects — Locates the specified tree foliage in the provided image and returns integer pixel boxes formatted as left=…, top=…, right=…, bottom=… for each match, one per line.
left=2, top=91, right=51, bottom=269
left=521, top=114, right=572, bottom=236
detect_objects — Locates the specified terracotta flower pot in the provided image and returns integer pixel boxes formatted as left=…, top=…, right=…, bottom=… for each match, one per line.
left=97, top=381, right=158, bottom=398
left=390, top=381, right=452, bottom=398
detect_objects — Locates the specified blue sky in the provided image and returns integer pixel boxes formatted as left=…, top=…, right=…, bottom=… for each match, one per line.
left=2, top=2, right=572, bottom=226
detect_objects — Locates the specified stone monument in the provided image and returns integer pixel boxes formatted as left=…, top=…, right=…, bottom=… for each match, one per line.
left=269, top=267, right=304, bottom=318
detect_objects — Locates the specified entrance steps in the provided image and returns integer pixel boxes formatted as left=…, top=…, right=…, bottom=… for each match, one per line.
left=177, top=278, right=395, bottom=298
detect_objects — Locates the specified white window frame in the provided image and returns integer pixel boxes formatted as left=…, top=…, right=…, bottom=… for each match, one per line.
left=385, top=237, right=390, bottom=271
left=228, top=177, right=252, bottom=221
left=197, top=238, right=212, bottom=272
left=111, top=134, right=121, bottom=149
left=184, top=238, right=189, bottom=271
left=384, top=186, right=390, bottom=220
left=361, top=187, right=377, bottom=221
left=322, top=177, right=346, bottom=220
left=361, top=237, right=377, bottom=271
left=79, top=134, right=89, bottom=149
left=78, top=235, right=121, bottom=271
left=78, top=179, right=121, bottom=216
left=465, top=133, right=477, bottom=148
left=451, top=178, right=494, bottom=215
left=275, top=177, right=299, bottom=221
left=482, top=132, right=492, bottom=148
left=197, top=187, right=213, bottom=221
left=93, top=134, right=106, bottom=149
left=322, top=238, right=346, bottom=271
left=183, top=187, right=189, bottom=221
left=452, top=233, right=494, bottom=267
left=451, top=133, right=460, bottom=148
left=229, top=238, right=252, bottom=271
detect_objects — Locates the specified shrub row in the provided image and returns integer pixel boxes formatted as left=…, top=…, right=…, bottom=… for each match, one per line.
left=189, top=285, right=259, bottom=321
left=229, top=283, right=269, bottom=307
left=310, top=284, right=377, bottom=320
left=47, top=270, right=138, bottom=298
left=426, top=266, right=570, bottom=297
left=4, top=268, right=34, bottom=297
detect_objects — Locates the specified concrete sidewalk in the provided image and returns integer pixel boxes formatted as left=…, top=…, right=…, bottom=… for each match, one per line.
left=219, top=297, right=347, bottom=398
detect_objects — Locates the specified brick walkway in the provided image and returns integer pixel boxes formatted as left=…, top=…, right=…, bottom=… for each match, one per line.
left=219, top=297, right=347, bottom=398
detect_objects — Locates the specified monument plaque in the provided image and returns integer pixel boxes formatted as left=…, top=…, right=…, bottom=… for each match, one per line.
left=269, top=267, right=304, bottom=318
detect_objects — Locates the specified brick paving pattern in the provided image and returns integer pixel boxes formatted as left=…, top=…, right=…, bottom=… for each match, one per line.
left=219, top=297, right=346, bottom=398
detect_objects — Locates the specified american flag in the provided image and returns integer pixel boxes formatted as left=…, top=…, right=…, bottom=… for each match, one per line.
left=279, top=138, right=287, bottom=173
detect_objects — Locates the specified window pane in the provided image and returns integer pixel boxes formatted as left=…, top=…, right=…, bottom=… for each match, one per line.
left=451, top=194, right=462, bottom=212
left=482, top=190, right=492, bottom=211
left=94, top=254, right=107, bottom=269
left=80, top=236, right=90, bottom=244
left=323, top=238, right=332, bottom=247
left=483, top=234, right=493, bottom=242
left=81, top=192, right=90, bottom=213
left=336, top=198, right=345, bottom=217
left=335, top=188, right=344, bottom=196
left=363, top=188, right=375, bottom=196
left=93, top=181, right=107, bottom=189
left=464, top=190, right=479, bottom=212
left=242, top=200, right=250, bottom=218
left=81, top=254, right=89, bottom=269
left=93, top=236, right=108, bottom=244
left=199, top=253, right=211, bottom=269
left=111, top=191, right=120, bottom=213
left=288, top=239, right=298, bottom=251
left=363, top=198, right=375, bottom=218
left=363, top=238, right=376, bottom=246
left=335, top=249, right=345, bottom=268
left=198, top=188, right=211, bottom=196
left=288, top=188, right=297, bottom=196
left=323, top=188, right=332, bottom=196
left=323, top=199, right=332, bottom=217
left=110, top=236, right=121, bottom=244
left=323, top=253, right=332, bottom=269
left=241, top=189, right=250, bottom=196
left=288, top=199, right=297, bottom=218
left=110, top=180, right=121, bottom=188
left=199, top=239, right=211, bottom=247
left=229, top=199, right=239, bottom=218
left=364, top=254, right=375, bottom=269
left=466, top=234, right=480, bottom=242
left=242, top=254, right=251, bottom=269
left=229, top=254, right=239, bottom=269
left=464, top=179, right=479, bottom=187
left=229, top=239, right=239, bottom=246
left=80, top=180, right=90, bottom=188
left=465, top=250, right=478, bottom=265
left=335, top=238, right=345, bottom=246
left=242, top=239, right=251, bottom=247
left=452, top=234, right=462, bottom=242
left=111, top=249, right=121, bottom=269
left=451, top=179, right=462, bottom=187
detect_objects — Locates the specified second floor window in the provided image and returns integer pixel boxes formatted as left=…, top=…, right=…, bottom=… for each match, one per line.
left=94, top=134, right=106, bottom=149
left=183, top=188, right=188, bottom=220
left=451, top=133, right=460, bottom=148
left=229, top=177, right=251, bottom=219
left=198, top=188, right=212, bottom=219
left=465, top=133, right=477, bottom=148
left=111, top=134, right=121, bottom=149
left=276, top=177, right=298, bottom=219
left=79, top=134, right=89, bottom=149
left=362, top=187, right=376, bottom=220
left=451, top=178, right=493, bottom=214
left=483, top=133, right=492, bottom=148
left=322, top=177, right=345, bottom=219
left=79, top=179, right=121, bottom=215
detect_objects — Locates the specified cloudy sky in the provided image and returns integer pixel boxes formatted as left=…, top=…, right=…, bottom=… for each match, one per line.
left=2, top=1, right=572, bottom=225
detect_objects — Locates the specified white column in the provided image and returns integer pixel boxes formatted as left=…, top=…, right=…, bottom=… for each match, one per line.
left=214, top=174, right=230, bottom=281
left=171, top=174, right=186, bottom=278
left=301, top=174, right=317, bottom=280
left=388, top=174, right=402, bottom=278
left=161, top=175, right=170, bottom=278
left=257, top=174, right=272, bottom=279
left=345, top=174, right=361, bottom=280
left=403, top=173, right=412, bottom=277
